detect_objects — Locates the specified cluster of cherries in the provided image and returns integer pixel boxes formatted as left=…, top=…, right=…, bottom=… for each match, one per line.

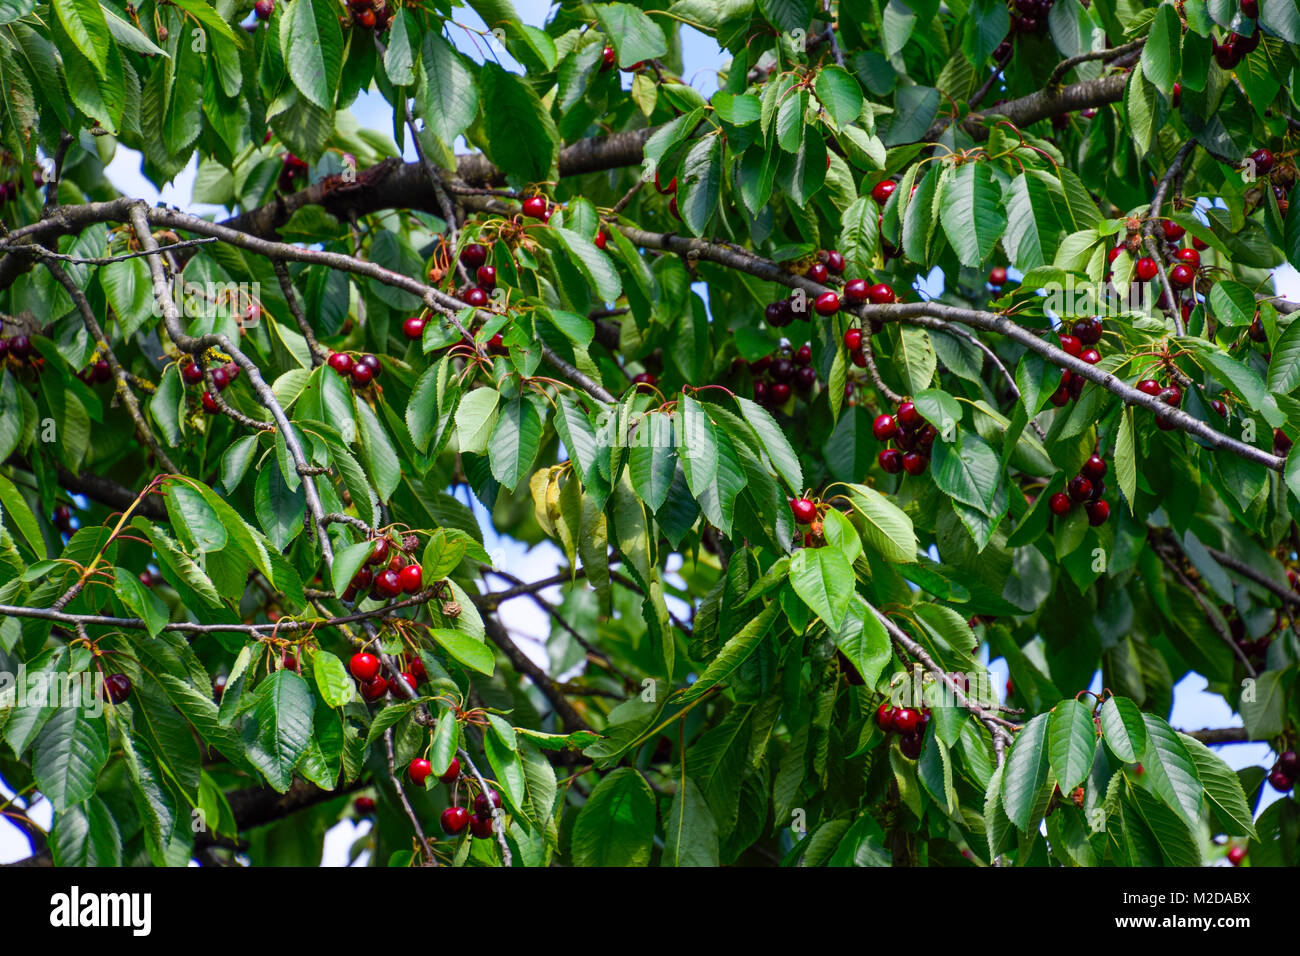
left=744, top=342, right=817, bottom=406
left=1050, top=317, right=1104, bottom=406
left=1212, top=17, right=1262, bottom=70
left=326, top=350, right=383, bottom=388
left=437, top=783, right=500, bottom=840
left=1047, top=453, right=1110, bottom=526
left=341, top=535, right=425, bottom=607
left=872, top=401, right=935, bottom=477
left=875, top=700, right=930, bottom=760
left=1266, top=748, right=1298, bottom=793
left=349, top=647, right=425, bottom=703
left=788, top=496, right=828, bottom=548
left=180, top=356, right=242, bottom=414
left=763, top=249, right=895, bottom=327
left=1134, top=377, right=1197, bottom=431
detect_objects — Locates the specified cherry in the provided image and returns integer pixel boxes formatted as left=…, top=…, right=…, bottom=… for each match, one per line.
left=632, top=372, right=657, bottom=390
left=350, top=652, right=382, bottom=682
left=901, top=452, right=928, bottom=476
left=873, top=414, right=899, bottom=441
left=353, top=795, right=376, bottom=815
left=849, top=348, right=867, bottom=368
left=393, top=672, right=418, bottom=696
left=406, top=655, right=427, bottom=683
left=441, top=806, right=470, bottom=835
left=844, top=278, right=868, bottom=302
left=794, top=366, right=816, bottom=391
left=464, top=287, right=490, bottom=308
left=896, top=401, right=922, bottom=429
left=794, top=343, right=812, bottom=365
left=356, top=7, right=376, bottom=28
left=655, top=170, right=677, bottom=194
left=474, top=790, right=502, bottom=816
left=8, top=335, right=30, bottom=359
left=875, top=702, right=897, bottom=731
left=878, top=448, right=904, bottom=473
left=1135, top=378, right=1162, bottom=396
left=790, top=498, right=817, bottom=524
left=806, top=262, right=829, bottom=284
left=1079, top=347, right=1101, bottom=365
left=1158, top=384, right=1183, bottom=407
left=1227, top=845, right=1247, bottom=866
left=1174, top=248, right=1200, bottom=269
left=368, top=537, right=391, bottom=566
left=375, top=569, right=402, bottom=599
left=1170, top=263, right=1195, bottom=288
left=1248, top=315, right=1268, bottom=342
left=350, top=569, right=373, bottom=595
left=327, top=352, right=355, bottom=376
left=765, top=300, right=794, bottom=327
left=210, top=366, right=231, bottom=392
left=1082, top=454, right=1106, bottom=481
left=1250, top=148, right=1275, bottom=176
left=104, top=673, right=132, bottom=704
left=753, top=381, right=768, bottom=402
left=408, top=758, right=433, bottom=786
left=403, top=316, right=426, bottom=340
left=350, top=363, right=374, bottom=387
left=201, top=391, right=220, bottom=414
left=1212, top=36, right=1237, bottom=68
left=594, top=230, right=608, bottom=249
left=994, top=40, right=1012, bottom=60
left=182, top=362, right=204, bottom=385
left=460, top=243, right=488, bottom=270
left=1074, top=316, right=1103, bottom=345
left=1135, top=256, right=1158, bottom=281
left=770, top=358, right=795, bottom=383
left=844, top=328, right=864, bottom=351
left=1278, top=750, right=1299, bottom=776
left=1163, top=220, right=1185, bottom=241
left=212, top=674, right=226, bottom=701
left=1171, top=81, right=1182, bottom=107
left=1268, top=769, right=1293, bottom=792
left=867, top=283, right=896, bottom=304
left=1049, top=492, right=1072, bottom=516
left=1067, top=475, right=1094, bottom=503
left=1085, top=500, right=1110, bottom=526
left=769, top=382, right=791, bottom=404
left=899, top=731, right=924, bottom=760
left=521, top=196, right=549, bottom=219
left=361, top=677, right=388, bottom=701
left=1058, top=334, right=1082, bottom=357
left=470, top=814, right=495, bottom=839
left=1210, top=399, right=1228, bottom=417
left=871, top=180, right=897, bottom=204
left=988, top=266, right=1007, bottom=286
left=476, top=265, right=497, bottom=289
left=814, top=291, right=840, bottom=315
left=254, top=0, right=273, bottom=20
left=892, top=708, right=920, bottom=733
left=399, top=563, right=423, bottom=593
left=439, top=757, right=462, bottom=783
left=1241, top=0, right=1259, bottom=16
left=281, top=651, right=299, bottom=673
left=825, top=250, right=845, bottom=275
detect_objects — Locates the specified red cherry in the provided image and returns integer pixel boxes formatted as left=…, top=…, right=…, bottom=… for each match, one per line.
left=878, top=449, right=904, bottom=473
left=210, top=366, right=230, bottom=391
left=439, top=757, right=462, bottom=783
left=1250, top=148, right=1275, bottom=176
left=403, top=316, right=426, bottom=340
left=873, top=414, right=899, bottom=441
left=655, top=170, right=677, bottom=194
left=1267, top=769, right=1292, bottom=792
left=1058, top=334, right=1082, bottom=357
left=899, top=731, right=924, bottom=760
left=871, top=180, right=897, bottom=204
left=441, top=806, right=470, bottom=835
left=375, top=569, right=402, bottom=598
left=399, top=563, right=423, bottom=593
left=350, top=363, right=374, bottom=387
left=1171, top=81, right=1182, bottom=107
left=474, top=790, right=502, bottom=815
left=844, top=328, right=864, bottom=351
left=1210, top=399, right=1228, bottom=417
left=1049, top=492, right=1072, bottom=516
left=182, top=362, right=204, bottom=385
left=594, top=231, right=607, bottom=250
left=790, top=498, right=817, bottom=524
left=464, top=287, right=490, bottom=308
left=104, top=673, right=132, bottom=704
left=1163, top=220, right=1185, bottom=240
left=1085, top=500, right=1110, bottom=526
left=896, top=401, right=923, bottom=429
left=1135, top=257, right=1158, bottom=281
left=1174, top=247, right=1200, bottom=269
left=470, top=814, right=495, bottom=839
left=601, top=45, right=616, bottom=69
left=354, top=796, right=376, bottom=815
left=814, top=291, right=840, bottom=315
left=1135, top=378, right=1162, bottom=396
left=876, top=702, right=897, bottom=731
left=361, top=677, right=388, bottom=701
left=1080, top=348, right=1101, bottom=365
left=1169, top=263, right=1194, bottom=288
left=769, top=382, right=791, bottom=404
left=522, top=196, right=549, bottom=219
left=460, top=243, right=488, bottom=270
left=1082, top=454, right=1106, bottom=481
left=476, top=265, right=497, bottom=289
left=1067, top=475, right=1093, bottom=502
left=328, top=352, right=355, bottom=376
left=825, top=250, right=845, bottom=274
left=368, top=537, right=391, bottom=566
left=867, top=283, right=896, bottom=304
left=349, top=652, right=381, bottom=682
left=1227, top=845, right=1247, bottom=866
left=793, top=343, right=812, bottom=366
left=849, top=349, right=867, bottom=368
left=201, top=391, right=219, bottom=414
left=408, top=758, right=433, bottom=786
left=806, top=262, right=829, bottom=284
left=901, top=452, right=928, bottom=476
left=988, top=266, right=1008, bottom=286
left=254, top=0, right=273, bottom=20
left=844, top=278, right=869, bottom=302
left=892, top=708, right=921, bottom=734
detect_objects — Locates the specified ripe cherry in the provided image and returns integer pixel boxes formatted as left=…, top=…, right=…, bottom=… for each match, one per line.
left=254, top=0, right=273, bottom=20
left=896, top=401, right=922, bottom=429
left=394, top=672, right=418, bottom=696
left=399, top=563, right=423, bottom=593
left=464, top=287, right=490, bottom=308
left=361, top=677, right=388, bottom=701
left=876, top=702, right=896, bottom=731
left=1074, top=316, right=1103, bottom=345
left=790, top=498, right=817, bottom=524
left=1250, top=148, right=1275, bottom=176
left=1135, top=256, right=1158, bottom=281
left=988, top=266, right=1007, bottom=286
left=1136, top=378, right=1162, bottom=396
left=349, top=652, right=382, bottom=682
left=1210, top=399, right=1228, bottom=417
left=1049, top=492, right=1072, bottom=516
left=476, top=265, right=497, bottom=289
left=328, top=352, right=355, bottom=376
left=814, top=291, right=840, bottom=315
left=794, top=343, right=812, bottom=366
left=601, top=45, right=616, bottom=69
left=1248, top=315, right=1267, bottom=343
left=521, top=196, right=549, bottom=219
left=1174, top=248, right=1200, bottom=269
left=844, top=278, right=868, bottom=302
left=825, top=250, right=845, bottom=274
left=441, top=806, right=470, bottom=835
left=1278, top=751, right=1299, bottom=776
left=655, top=170, right=677, bottom=194
left=211, top=366, right=230, bottom=391
left=868, top=283, right=896, bottom=304
left=632, top=372, right=658, bottom=390
left=1163, top=220, right=1185, bottom=241
left=899, top=731, right=924, bottom=760
left=794, top=367, right=816, bottom=391
left=1082, top=454, right=1106, bottom=481
left=878, top=449, right=904, bottom=474
left=594, top=231, right=607, bottom=249
left=1085, top=500, right=1110, bottom=526
left=350, top=363, right=374, bottom=387
left=1268, top=769, right=1293, bottom=792
left=871, top=180, right=897, bottom=204
left=354, top=796, right=376, bottom=815
left=1058, top=334, right=1082, bottom=357
left=770, top=358, right=795, bottom=383
left=1080, top=348, right=1101, bottom=365
left=104, top=673, right=132, bottom=704
left=368, top=537, right=391, bottom=566
left=901, top=452, right=928, bottom=476
left=474, top=790, right=502, bottom=816
left=1170, top=263, right=1195, bottom=288
left=765, top=299, right=794, bottom=327
left=806, top=262, right=829, bottom=284
left=1067, top=475, right=1094, bottom=502
left=470, top=814, right=495, bottom=839
left=201, top=391, right=220, bottom=414
left=403, top=316, right=426, bottom=340
left=408, top=758, right=433, bottom=786
left=873, top=414, right=899, bottom=441
left=892, top=708, right=921, bottom=734
left=460, top=243, right=488, bottom=270
left=844, top=328, right=864, bottom=351
left=440, top=757, right=462, bottom=783
left=182, top=362, right=204, bottom=385
left=770, top=382, right=791, bottom=404
left=375, top=569, right=402, bottom=598
left=1227, top=845, right=1247, bottom=866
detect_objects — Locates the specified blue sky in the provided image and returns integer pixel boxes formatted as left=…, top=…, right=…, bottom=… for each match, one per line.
left=1, top=1, right=1288, bottom=865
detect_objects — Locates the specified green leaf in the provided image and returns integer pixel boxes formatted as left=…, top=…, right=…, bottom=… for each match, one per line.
left=931, top=431, right=1000, bottom=514
left=254, top=459, right=306, bottom=551
left=488, top=395, right=543, bottom=491
left=833, top=597, right=893, bottom=687
left=1180, top=734, right=1258, bottom=839
left=1048, top=699, right=1097, bottom=794
left=455, top=387, right=501, bottom=456
left=550, top=226, right=622, bottom=303
left=1001, top=712, right=1051, bottom=831
left=790, top=546, right=855, bottom=630
left=677, top=135, right=723, bottom=236
left=940, top=161, right=1006, bottom=268
left=240, top=670, right=315, bottom=793
left=330, top=540, right=375, bottom=598
left=165, top=482, right=227, bottom=553
left=417, top=31, right=477, bottom=149
left=1140, top=3, right=1183, bottom=95
left=571, top=767, right=657, bottom=866
left=1138, top=713, right=1203, bottom=830
left=683, top=600, right=781, bottom=700
left=1267, top=319, right=1300, bottom=394
left=279, top=0, right=343, bottom=111
left=52, top=0, right=109, bottom=76
left=480, top=63, right=559, bottom=184
left=814, top=65, right=863, bottom=127
left=1100, top=695, right=1148, bottom=763
left=114, top=567, right=169, bottom=637
left=662, top=778, right=720, bottom=866
left=595, top=2, right=668, bottom=67
left=735, top=396, right=803, bottom=493
left=33, top=704, right=108, bottom=812
left=51, top=796, right=122, bottom=867
left=312, top=650, right=353, bottom=708
left=845, top=483, right=918, bottom=562
left=429, top=628, right=495, bottom=675
left=0, top=471, right=44, bottom=557
left=628, top=413, right=678, bottom=513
